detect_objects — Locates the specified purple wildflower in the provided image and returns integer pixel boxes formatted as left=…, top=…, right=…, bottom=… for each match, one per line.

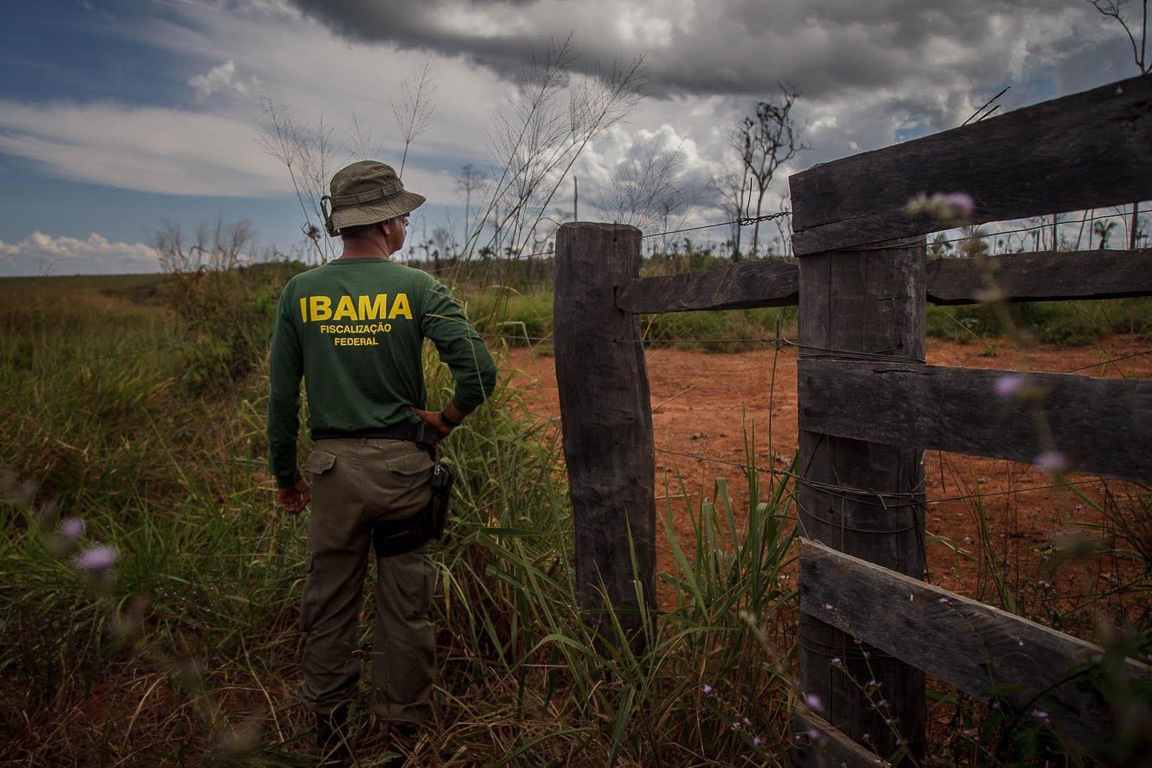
left=58, top=517, right=85, bottom=543
left=995, top=375, right=1024, bottom=400
left=753, top=736, right=762, bottom=747
left=831, top=657, right=842, bottom=667
left=1034, top=450, right=1068, bottom=475
left=808, top=729, right=821, bottom=742
left=904, top=191, right=976, bottom=223
left=1033, top=709, right=1051, bottom=725
left=804, top=693, right=823, bottom=712
left=73, top=544, right=118, bottom=572
left=943, top=192, right=975, bottom=219
left=701, top=684, right=713, bottom=694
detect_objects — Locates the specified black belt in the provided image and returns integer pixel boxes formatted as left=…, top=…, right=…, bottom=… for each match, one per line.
left=311, top=421, right=439, bottom=455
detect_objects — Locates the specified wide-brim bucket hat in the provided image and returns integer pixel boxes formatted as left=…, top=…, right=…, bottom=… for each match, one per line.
left=322, top=160, right=426, bottom=236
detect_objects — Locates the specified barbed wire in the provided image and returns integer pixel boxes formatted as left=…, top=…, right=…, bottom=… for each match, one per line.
left=843, top=209, right=1144, bottom=254
left=414, top=203, right=1144, bottom=267
left=409, top=212, right=794, bottom=268
left=614, top=334, right=925, bottom=364
left=622, top=439, right=1120, bottom=512
left=637, top=211, right=790, bottom=241
left=1062, top=348, right=1152, bottom=373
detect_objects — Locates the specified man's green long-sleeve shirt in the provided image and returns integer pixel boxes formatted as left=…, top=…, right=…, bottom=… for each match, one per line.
left=267, top=257, right=498, bottom=488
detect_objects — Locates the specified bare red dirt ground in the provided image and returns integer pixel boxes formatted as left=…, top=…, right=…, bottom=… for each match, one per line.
left=508, top=336, right=1152, bottom=637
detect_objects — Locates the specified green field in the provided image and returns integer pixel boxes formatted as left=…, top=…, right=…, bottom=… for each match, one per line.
left=0, top=269, right=801, bottom=766
left=2, top=268, right=1149, bottom=766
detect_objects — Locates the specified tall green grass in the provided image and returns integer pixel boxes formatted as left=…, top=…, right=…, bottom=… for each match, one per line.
left=0, top=273, right=803, bottom=766
left=3, top=271, right=1149, bottom=766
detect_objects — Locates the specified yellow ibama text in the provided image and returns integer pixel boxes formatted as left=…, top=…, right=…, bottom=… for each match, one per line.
left=299, top=293, right=412, bottom=323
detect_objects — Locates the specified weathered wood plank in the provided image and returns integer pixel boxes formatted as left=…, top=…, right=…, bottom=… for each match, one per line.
left=615, top=259, right=798, bottom=313
left=800, top=539, right=1152, bottom=756
left=927, top=249, right=1152, bottom=305
left=792, top=711, right=889, bottom=767
left=610, top=248, right=1152, bottom=316
left=796, top=242, right=927, bottom=763
left=798, top=359, right=1152, bottom=483
left=554, top=223, right=656, bottom=648
left=790, top=75, right=1152, bottom=255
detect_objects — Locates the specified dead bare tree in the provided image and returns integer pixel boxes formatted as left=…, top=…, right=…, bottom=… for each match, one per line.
left=258, top=97, right=337, bottom=263
left=455, top=163, right=490, bottom=250
left=716, top=170, right=751, bottom=260
left=1088, top=0, right=1149, bottom=247
left=591, top=141, right=685, bottom=231
left=392, top=60, right=437, bottom=178
left=772, top=192, right=794, bottom=258
left=734, top=84, right=807, bottom=259
left=155, top=215, right=254, bottom=273
left=1089, top=0, right=1149, bottom=72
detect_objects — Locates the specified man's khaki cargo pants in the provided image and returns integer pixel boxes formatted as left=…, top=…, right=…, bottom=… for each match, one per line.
left=300, top=437, right=436, bottom=725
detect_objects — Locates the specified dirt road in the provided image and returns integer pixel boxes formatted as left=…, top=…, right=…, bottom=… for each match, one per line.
left=508, top=335, right=1152, bottom=630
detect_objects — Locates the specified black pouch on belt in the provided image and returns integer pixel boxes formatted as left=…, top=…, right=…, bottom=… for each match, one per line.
left=372, top=462, right=454, bottom=558
left=427, top=462, right=454, bottom=540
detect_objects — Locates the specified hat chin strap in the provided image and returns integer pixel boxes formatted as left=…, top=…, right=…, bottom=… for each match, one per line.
left=320, top=195, right=339, bottom=237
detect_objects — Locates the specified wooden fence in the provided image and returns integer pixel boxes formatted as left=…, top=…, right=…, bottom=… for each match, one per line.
left=553, top=74, right=1152, bottom=764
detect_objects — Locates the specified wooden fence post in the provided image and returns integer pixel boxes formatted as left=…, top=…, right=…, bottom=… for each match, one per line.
left=554, top=222, right=657, bottom=648
left=795, top=241, right=928, bottom=763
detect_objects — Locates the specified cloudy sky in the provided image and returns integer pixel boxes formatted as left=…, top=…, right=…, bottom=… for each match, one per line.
left=0, top=0, right=1142, bottom=275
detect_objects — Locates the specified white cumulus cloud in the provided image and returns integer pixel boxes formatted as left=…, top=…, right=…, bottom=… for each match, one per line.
left=0, top=100, right=289, bottom=196
left=0, top=232, right=161, bottom=276
left=188, top=60, right=261, bottom=100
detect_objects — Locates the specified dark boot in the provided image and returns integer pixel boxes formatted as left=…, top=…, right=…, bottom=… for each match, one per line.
left=316, top=706, right=352, bottom=766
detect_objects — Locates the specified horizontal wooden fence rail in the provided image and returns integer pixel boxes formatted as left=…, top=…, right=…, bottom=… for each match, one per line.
left=927, top=248, right=1152, bottom=304
left=790, top=74, right=1152, bottom=255
left=798, top=359, right=1152, bottom=484
left=793, top=710, right=888, bottom=768
left=615, top=249, right=1152, bottom=315
left=614, top=259, right=799, bottom=313
left=800, top=539, right=1152, bottom=756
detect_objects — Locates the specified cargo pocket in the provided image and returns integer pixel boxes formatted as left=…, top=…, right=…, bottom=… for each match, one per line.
left=305, top=449, right=337, bottom=476
left=394, top=552, right=434, bottom=620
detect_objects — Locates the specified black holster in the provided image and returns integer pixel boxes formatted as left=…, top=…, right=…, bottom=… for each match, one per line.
left=371, top=462, right=454, bottom=558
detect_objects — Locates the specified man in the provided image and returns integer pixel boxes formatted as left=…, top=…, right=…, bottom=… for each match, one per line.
left=266, top=160, right=498, bottom=761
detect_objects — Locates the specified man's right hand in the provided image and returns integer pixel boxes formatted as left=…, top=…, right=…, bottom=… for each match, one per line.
left=277, top=478, right=311, bottom=515
left=409, top=406, right=456, bottom=439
